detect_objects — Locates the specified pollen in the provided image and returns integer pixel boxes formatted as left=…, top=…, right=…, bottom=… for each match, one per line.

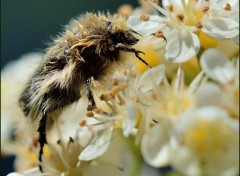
left=86, top=111, right=94, bottom=117
left=195, top=22, right=203, bottom=29
left=154, top=30, right=164, bottom=38
left=123, top=68, right=130, bottom=75
left=166, top=4, right=173, bottom=12
left=100, top=93, right=112, bottom=101
left=140, top=14, right=150, bottom=21
left=152, top=0, right=159, bottom=4
left=130, top=71, right=138, bottom=77
left=112, top=79, right=119, bottom=86
left=224, top=3, right=231, bottom=11
left=202, top=6, right=209, bottom=13
left=150, top=92, right=158, bottom=100
left=176, top=14, right=184, bottom=22
left=79, top=120, right=87, bottom=126
left=119, top=82, right=128, bottom=90
left=111, top=86, right=119, bottom=96
left=94, top=107, right=104, bottom=114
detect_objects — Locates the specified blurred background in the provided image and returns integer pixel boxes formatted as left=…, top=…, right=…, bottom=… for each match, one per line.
left=1, top=0, right=138, bottom=175
left=1, top=0, right=139, bottom=69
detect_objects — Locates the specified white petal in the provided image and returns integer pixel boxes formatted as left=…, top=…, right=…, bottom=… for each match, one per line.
left=200, top=48, right=236, bottom=84
left=165, top=31, right=200, bottom=63
left=173, top=65, right=184, bottom=92
left=189, top=71, right=205, bottom=93
left=202, top=18, right=239, bottom=40
left=196, top=82, right=223, bottom=107
left=79, top=126, right=113, bottom=160
left=80, top=164, right=122, bottom=176
left=127, top=15, right=165, bottom=36
left=123, top=99, right=137, bottom=137
left=141, top=124, right=171, bottom=167
left=7, top=173, right=25, bottom=176
left=175, top=107, right=239, bottom=176
left=170, top=144, right=201, bottom=176
left=136, top=64, right=166, bottom=92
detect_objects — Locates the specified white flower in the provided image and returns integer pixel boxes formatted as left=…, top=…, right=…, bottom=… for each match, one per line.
left=127, top=0, right=239, bottom=63
left=141, top=121, right=172, bottom=167
left=200, top=48, right=238, bottom=84
left=135, top=64, right=196, bottom=124
left=141, top=106, right=239, bottom=176
left=171, top=107, right=239, bottom=176
left=200, top=48, right=239, bottom=118
left=1, top=52, right=42, bottom=152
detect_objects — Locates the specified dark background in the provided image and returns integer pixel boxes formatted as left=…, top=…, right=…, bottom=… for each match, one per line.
left=1, top=0, right=138, bottom=175
left=1, top=0, right=138, bottom=69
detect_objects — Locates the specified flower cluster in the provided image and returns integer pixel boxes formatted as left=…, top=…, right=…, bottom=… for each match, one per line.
left=2, top=0, right=239, bottom=176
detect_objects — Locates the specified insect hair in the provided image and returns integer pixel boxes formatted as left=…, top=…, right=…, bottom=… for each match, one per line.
left=19, top=12, right=151, bottom=172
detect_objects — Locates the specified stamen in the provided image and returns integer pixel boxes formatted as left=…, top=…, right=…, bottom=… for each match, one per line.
left=119, top=82, right=128, bottom=90
left=94, top=107, right=104, bottom=114
left=202, top=6, right=209, bottom=13
left=224, top=3, right=231, bottom=11
left=111, top=86, right=119, bottom=97
left=86, top=111, right=94, bottom=117
left=166, top=4, right=173, bottom=12
left=95, top=108, right=114, bottom=116
left=154, top=30, right=167, bottom=41
left=123, top=68, right=130, bottom=76
left=130, top=71, right=138, bottom=77
left=152, top=0, right=159, bottom=3
left=67, top=137, right=74, bottom=150
left=117, top=94, right=125, bottom=105
left=151, top=92, right=158, bottom=100
left=100, top=93, right=112, bottom=101
left=195, top=22, right=203, bottom=29
left=177, top=14, right=184, bottom=22
left=140, top=14, right=150, bottom=21
left=148, top=0, right=168, bottom=17
left=79, top=120, right=87, bottom=126
left=112, top=79, right=119, bottom=86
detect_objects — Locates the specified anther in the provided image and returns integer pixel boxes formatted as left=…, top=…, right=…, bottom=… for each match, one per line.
left=112, top=79, right=119, bottom=86
left=100, top=93, right=112, bottom=101
left=195, top=22, right=203, bottom=29
left=119, top=83, right=128, bottom=90
left=140, top=14, right=149, bottom=21
left=86, top=111, right=94, bottom=117
left=166, top=4, right=173, bottom=12
left=79, top=120, right=87, bottom=126
left=111, top=86, right=119, bottom=96
left=94, top=108, right=103, bottom=114
left=151, top=92, right=158, bottom=100
left=202, top=6, right=209, bottom=13
left=224, top=3, right=231, bottom=11
left=177, top=14, right=184, bottom=22
left=154, top=30, right=167, bottom=41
